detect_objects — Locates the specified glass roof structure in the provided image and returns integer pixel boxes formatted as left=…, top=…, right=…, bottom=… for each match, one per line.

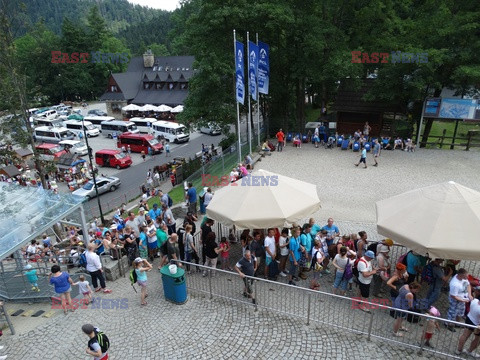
left=0, top=183, right=85, bottom=261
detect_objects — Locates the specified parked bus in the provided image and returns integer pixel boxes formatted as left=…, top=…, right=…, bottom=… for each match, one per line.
left=33, top=126, right=75, bottom=143
left=150, top=121, right=189, bottom=143
left=63, top=120, right=100, bottom=138
left=101, top=120, right=138, bottom=138
left=117, top=132, right=163, bottom=154
left=83, top=116, right=115, bottom=129
left=129, top=117, right=156, bottom=133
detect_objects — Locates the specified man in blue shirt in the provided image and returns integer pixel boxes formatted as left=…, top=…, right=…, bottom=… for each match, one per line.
left=322, top=218, right=340, bottom=247
left=288, top=227, right=303, bottom=286
left=309, top=218, right=322, bottom=237
left=148, top=204, right=162, bottom=221
left=185, top=182, right=197, bottom=215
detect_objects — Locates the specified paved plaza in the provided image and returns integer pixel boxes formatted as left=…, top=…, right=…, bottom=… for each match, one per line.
left=2, top=146, right=478, bottom=359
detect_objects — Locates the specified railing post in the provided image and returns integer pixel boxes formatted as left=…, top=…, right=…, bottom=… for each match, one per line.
left=306, top=293, right=311, bottom=325
left=254, top=279, right=258, bottom=312
left=208, top=271, right=212, bottom=300
left=367, top=310, right=374, bottom=341
left=439, top=129, right=446, bottom=148
left=466, top=131, right=472, bottom=151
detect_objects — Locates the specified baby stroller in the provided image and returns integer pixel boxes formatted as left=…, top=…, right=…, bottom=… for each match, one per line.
left=324, top=136, right=335, bottom=149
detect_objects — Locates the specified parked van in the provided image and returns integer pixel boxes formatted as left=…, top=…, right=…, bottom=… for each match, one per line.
left=200, top=122, right=222, bottom=135
left=34, top=117, right=64, bottom=127
left=83, top=116, right=115, bottom=129
left=129, top=117, right=156, bottom=133
left=59, top=140, right=88, bottom=156
left=63, top=120, right=100, bottom=137
left=117, top=132, right=163, bottom=154
left=101, top=120, right=138, bottom=138
left=35, top=143, right=67, bottom=161
left=33, top=126, right=75, bottom=143
left=35, top=109, right=57, bottom=120
left=150, top=121, right=189, bottom=143
left=95, top=149, right=132, bottom=169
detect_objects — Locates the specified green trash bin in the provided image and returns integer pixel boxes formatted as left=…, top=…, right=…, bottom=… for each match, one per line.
left=160, top=265, right=187, bottom=304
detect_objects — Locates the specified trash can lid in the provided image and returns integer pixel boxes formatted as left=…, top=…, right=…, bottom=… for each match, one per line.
left=160, top=264, right=185, bottom=278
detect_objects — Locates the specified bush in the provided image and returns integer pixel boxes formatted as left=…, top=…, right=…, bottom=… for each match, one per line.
left=219, top=133, right=236, bottom=149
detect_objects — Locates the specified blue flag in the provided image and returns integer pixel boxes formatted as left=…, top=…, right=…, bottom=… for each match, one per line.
left=248, top=41, right=258, bottom=101
left=258, top=41, right=269, bottom=95
left=235, top=41, right=245, bottom=104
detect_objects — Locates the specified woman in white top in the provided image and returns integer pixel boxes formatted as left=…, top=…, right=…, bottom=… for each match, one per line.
left=332, top=246, right=353, bottom=296
left=310, top=240, right=324, bottom=290
left=278, top=229, right=290, bottom=277
left=203, top=188, right=213, bottom=207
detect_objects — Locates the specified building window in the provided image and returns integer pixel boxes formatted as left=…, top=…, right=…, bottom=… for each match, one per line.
left=169, top=83, right=174, bottom=90
left=156, top=83, right=162, bottom=90
left=110, top=85, right=118, bottom=92
left=144, top=83, right=150, bottom=90
left=180, top=84, right=187, bottom=90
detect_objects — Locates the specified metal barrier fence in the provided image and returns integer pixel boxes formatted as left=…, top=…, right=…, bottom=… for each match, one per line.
left=176, top=260, right=469, bottom=359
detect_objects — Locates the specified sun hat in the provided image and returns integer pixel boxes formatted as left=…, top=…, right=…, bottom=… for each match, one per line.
left=24, top=264, right=33, bottom=270
left=139, top=207, right=145, bottom=212
left=134, top=257, right=143, bottom=264
left=383, top=238, right=394, bottom=247
left=364, top=250, right=375, bottom=258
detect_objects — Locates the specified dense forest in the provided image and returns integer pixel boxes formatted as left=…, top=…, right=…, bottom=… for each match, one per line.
left=11, top=0, right=172, bottom=54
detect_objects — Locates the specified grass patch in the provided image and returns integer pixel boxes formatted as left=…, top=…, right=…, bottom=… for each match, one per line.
left=305, top=106, right=322, bottom=123
left=416, top=120, right=480, bottom=149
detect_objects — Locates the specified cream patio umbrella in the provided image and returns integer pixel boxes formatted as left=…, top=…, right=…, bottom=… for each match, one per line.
left=376, top=181, right=480, bottom=260
left=138, top=104, right=157, bottom=112
left=122, top=104, right=140, bottom=111
left=156, top=104, right=172, bottom=112
left=171, top=105, right=184, bottom=113
left=205, top=169, right=321, bottom=229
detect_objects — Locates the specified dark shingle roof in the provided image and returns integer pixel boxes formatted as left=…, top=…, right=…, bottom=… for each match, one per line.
left=332, top=79, right=402, bottom=113
left=0, top=165, right=21, bottom=178
left=101, top=56, right=195, bottom=105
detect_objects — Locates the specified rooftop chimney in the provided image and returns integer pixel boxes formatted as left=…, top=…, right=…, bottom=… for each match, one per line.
left=143, top=50, right=154, bottom=68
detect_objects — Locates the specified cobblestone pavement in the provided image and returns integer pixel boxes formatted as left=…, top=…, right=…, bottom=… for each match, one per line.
left=1, top=266, right=440, bottom=359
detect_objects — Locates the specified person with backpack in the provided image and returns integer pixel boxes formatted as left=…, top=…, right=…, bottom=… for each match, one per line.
left=133, top=257, right=152, bottom=306
left=425, top=258, right=453, bottom=308
left=405, top=251, right=422, bottom=284
left=356, top=250, right=379, bottom=312
left=332, top=246, right=353, bottom=296
left=81, top=324, right=110, bottom=360
left=309, top=240, right=325, bottom=290
left=371, top=245, right=391, bottom=297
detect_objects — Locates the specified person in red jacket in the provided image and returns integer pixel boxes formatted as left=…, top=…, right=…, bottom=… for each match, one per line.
left=276, top=129, right=285, bottom=152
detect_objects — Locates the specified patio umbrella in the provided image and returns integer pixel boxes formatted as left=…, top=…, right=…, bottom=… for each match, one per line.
left=171, top=105, right=184, bottom=113
left=138, top=104, right=157, bottom=112
left=376, top=181, right=480, bottom=260
left=206, top=169, right=321, bottom=229
left=67, top=114, right=83, bottom=121
left=156, top=104, right=172, bottom=112
left=122, top=104, right=140, bottom=111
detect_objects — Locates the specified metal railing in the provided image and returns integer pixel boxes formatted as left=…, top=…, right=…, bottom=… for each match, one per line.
left=176, top=260, right=467, bottom=359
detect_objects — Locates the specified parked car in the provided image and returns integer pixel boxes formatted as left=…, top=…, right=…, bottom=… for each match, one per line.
left=88, top=109, right=108, bottom=117
left=72, top=176, right=121, bottom=200
left=95, top=149, right=132, bottom=169
left=200, top=122, right=221, bottom=135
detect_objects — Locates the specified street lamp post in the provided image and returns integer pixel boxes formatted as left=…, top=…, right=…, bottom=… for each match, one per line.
left=82, top=116, right=105, bottom=224
left=58, top=74, right=63, bottom=102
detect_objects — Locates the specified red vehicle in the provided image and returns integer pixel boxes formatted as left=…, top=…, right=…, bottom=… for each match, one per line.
left=95, top=149, right=132, bottom=169
left=35, top=143, right=67, bottom=161
left=117, top=132, right=163, bottom=154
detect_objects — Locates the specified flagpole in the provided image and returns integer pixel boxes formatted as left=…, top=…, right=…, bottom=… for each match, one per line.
left=256, top=33, right=260, bottom=147
left=234, top=29, right=242, bottom=163
left=247, top=31, right=252, bottom=155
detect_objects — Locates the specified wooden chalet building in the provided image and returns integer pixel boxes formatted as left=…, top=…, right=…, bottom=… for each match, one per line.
left=332, top=79, right=403, bottom=136
left=100, top=51, right=195, bottom=117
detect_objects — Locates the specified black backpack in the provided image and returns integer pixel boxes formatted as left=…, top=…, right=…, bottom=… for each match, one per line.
left=168, top=195, right=173, bottom=207
left=129, top=269, right=138, bottom=293
left=88, top=329, right=110, bottom=354
left=366, top=242, right=378, bottom=256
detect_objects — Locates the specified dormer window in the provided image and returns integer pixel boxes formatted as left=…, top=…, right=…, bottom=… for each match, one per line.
left=156, top=83, right=162, bottom=89
left=110, top=85, right=118, bottom=92
left=169, top=83, right=174, bottom=90
left=144, top=83, right=150, bottom=90
left=180, top=84, right=187, bottom=90
left=153, top=66, right=158, bottom=71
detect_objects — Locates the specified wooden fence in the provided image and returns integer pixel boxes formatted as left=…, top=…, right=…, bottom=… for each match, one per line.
left=419, top=129, right=480, bottom=150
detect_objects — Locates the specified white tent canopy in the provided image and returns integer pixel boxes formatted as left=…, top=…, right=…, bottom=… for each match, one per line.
left=206, top=169, right=321, bottom=229
left=122, top=104, right=140, bottom=111
left=156, top=104, right=172, bottom=112
left=171, top=105, right=184, bottom=113
left=376, top=181, right=480, bottom=260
